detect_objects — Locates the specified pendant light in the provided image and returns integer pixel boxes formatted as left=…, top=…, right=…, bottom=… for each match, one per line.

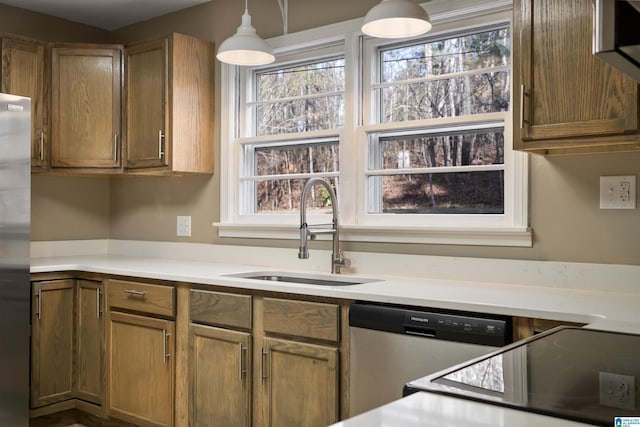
left=362, top=0, right=432, bottom=39
left=217, top=0, right=275, bottom=66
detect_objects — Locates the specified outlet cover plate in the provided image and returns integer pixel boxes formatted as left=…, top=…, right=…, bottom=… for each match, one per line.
left=177, top=215, right=191, bottom=237
left=599, top=372, right=636, bottom=410
left=599, top=175, right=636, bottom=209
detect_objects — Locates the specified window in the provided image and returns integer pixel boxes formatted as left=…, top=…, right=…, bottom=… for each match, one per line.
left=366, top=125, right=506, bottom=215
left=240, top=58, right=344, bottom=216
left=218, top=4, right=530, bottom=246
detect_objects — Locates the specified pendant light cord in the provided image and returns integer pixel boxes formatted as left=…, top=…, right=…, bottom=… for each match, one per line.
left=277, top=0, right=288, bottom=35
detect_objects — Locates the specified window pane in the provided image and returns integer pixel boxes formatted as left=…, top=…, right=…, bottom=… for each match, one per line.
left=370, top=129, right=504, bottom=170
left=254, top=143, right=339, bottom=176
left=256, top=177, right=339, bottom=214
left=368, top=171, right=504, bottom=214
left=381, top=28, right=510, bottom=82
left=257, top=59, right=345, bottom=100
left=381, top=71, right=509, bottom=122
left=255, top=58, right=345, bottom=135
left=378, top=27, right=510, bottom=122
left=257, top=95, right=344, bottom=135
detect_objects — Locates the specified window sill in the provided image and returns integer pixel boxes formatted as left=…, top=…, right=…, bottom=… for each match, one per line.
left=214, top=222, right=532, bottom=247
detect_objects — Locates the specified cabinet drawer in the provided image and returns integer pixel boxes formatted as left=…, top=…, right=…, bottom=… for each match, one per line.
left=107, top=280, right=174, bottom=317
left=263, top=298, right=339, bottom=342
left=190, top=290, right=252, bottom=330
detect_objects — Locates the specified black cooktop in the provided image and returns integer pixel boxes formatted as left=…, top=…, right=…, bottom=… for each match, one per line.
left=404, top=327, right=640, bottom=426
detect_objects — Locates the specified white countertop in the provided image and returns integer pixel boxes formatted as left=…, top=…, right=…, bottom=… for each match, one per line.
left=30, top=253, right=640, bottom=330
left=329, top=392, right=596, bottom=427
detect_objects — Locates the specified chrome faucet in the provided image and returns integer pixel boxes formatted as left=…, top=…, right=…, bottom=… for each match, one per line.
left=298, top=178, right=350, bottom=274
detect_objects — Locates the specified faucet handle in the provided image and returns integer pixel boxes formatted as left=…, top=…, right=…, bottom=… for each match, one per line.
left=335, top=250, right=351, bottom=268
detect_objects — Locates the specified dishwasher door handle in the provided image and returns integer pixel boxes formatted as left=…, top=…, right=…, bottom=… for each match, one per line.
left=405, top=329, right=436, bottom=338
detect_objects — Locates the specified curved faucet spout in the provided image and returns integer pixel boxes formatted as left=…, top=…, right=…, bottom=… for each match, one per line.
left=298, top=178, right=350, bottom=274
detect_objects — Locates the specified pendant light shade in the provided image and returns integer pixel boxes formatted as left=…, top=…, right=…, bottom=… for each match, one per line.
left=216, top=7, right=275, bottom=66
left=362, top=0, right=432, bottom=39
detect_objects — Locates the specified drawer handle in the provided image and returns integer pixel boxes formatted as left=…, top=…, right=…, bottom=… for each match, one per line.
left=239, top=344, right=247, bottom=381
left=123, top=289, right=147, bottom=298
left=36, top=288, right=42, bottom=320
left=113, top=133, right=119, bottom=162
left=260, top=347, right=268, bottom=383
left=163, top=329, right=171, bottom=364
left=97, top=288, right=103, bottom=318
left=39, top=131, right=44, bottom=161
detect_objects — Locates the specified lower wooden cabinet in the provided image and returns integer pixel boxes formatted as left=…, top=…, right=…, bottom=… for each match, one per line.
left=31, top=279, right=105, bottom=410
left=188, top=291, right=344, bottom=427
left=75, top=279, right=104, bottom=404
left=257, top=337, right=339, bottom=427
left=31, top=278, right=346, bottom=427
left=189, top=324, right=251, bottom=427
left=108, top=311, right=175, bottom=426
left=31, top=280, right=75, bottom=408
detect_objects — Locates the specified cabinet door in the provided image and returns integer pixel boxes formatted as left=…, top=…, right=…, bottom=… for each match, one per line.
left=51, top=45, right=122, bottom=169
left=31, top=280, right=74, bottom=408
left=257, top=337, right=338, bottom=427
left=514, top=0, right=639, bottom=148
left=108, top=311, right=174, bottom=426
left=189, top=324, right=251, bottom=427
left=124, top=38, right=168, bottom=170
left=75, top=279, right=104, bottom=404
left=1, top=34, right=47, bottom=171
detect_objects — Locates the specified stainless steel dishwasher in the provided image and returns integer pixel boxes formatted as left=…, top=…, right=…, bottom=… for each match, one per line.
left=349, top=302, right=512, bottom=417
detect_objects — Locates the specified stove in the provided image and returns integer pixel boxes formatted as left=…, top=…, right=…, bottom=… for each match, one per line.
left=404, top=327, right=640, bottom=426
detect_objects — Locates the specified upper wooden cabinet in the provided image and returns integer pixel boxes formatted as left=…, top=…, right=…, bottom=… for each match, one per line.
left=513, top=0, right=640, bottom=154
left=50, top=44, right=123, bottom=171
left=0, top=33, right=48, bottom=172
left=124, top=33, right=215, bottom=174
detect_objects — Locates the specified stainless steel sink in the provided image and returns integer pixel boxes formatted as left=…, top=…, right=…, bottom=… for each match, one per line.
left=224, top=271, right=377, bottom=286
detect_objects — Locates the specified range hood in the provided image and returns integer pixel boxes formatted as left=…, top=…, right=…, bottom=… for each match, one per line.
left=593, top=0, right=640, bottom=81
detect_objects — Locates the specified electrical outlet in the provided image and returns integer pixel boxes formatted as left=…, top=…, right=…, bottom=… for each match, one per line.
left=599, top=372, right=636, bottom=411
left=177, top=216, right=191, bottom=237
left=600, top=176, right=637, bottom=209
left=620, top=181, right=631, bottom=202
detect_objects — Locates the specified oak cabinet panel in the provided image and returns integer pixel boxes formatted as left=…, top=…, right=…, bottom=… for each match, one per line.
left=124, top=33, right=214, bottom=174
left=262, top=298, right=339, bottom=343
left=107, top=279, right=175, bottom=317
left=190, top=324, right=251, bottom=427
left=257, top=337, right=339, bottom=427
left=30, top=280, right=74, bottom=408
left=513, top=0, right=640, bottom=154
left=0, top=33, right=48, bottom=171
left=190, top=289, right=252, bottom=330
left=108, top=311, right=175, bottom=426
left=75, top=280, right=104, bottom=405
left=50, top=44, right=122, bottom=170
left=30, top=279, right=105, bottom=411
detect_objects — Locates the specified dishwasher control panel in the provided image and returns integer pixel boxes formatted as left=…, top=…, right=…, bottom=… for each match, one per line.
left=349, top=302, right=512, bottom=347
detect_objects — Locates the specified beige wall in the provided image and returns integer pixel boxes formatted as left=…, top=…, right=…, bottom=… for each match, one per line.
left=0, top=3, right=111, bottom=42
left=10, top=0, right=640, bottom=265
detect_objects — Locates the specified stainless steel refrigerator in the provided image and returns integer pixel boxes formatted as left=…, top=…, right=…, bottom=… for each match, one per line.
left=0, top=93, right=31, bottom=426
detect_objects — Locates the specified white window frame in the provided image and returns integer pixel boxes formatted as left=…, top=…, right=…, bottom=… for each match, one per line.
left=217, top=0, right=531, bottom=247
